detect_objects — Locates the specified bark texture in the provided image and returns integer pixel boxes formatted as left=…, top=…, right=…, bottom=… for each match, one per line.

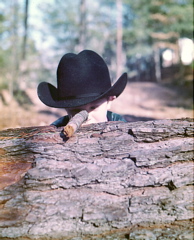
left=0, top=118, right=193, bottom=240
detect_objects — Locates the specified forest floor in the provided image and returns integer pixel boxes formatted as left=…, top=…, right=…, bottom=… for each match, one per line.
left=0, top=81, right=193, bottom=131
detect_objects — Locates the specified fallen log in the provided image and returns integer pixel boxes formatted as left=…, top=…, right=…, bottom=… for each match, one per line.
left=0, top=118, right=193, bottom=240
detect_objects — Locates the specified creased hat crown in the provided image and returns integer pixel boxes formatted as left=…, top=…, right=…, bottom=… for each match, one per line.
left=56, top=50, right=111, bottom=99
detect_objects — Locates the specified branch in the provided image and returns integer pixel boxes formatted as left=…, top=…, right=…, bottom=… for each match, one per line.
left=151, top=32, right=179, bottom=40
left=63, top=110, right=88, bottom=137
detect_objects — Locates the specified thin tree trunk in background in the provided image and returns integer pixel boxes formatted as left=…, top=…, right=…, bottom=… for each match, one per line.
left=154, top=46, right=161, bottom=82
left=116, top=0, right=123, bottom=79
left=22, top=0, right=29, bottom=60
left=77, top=0, right=86, bottom=52
left=10, top=0, right=20, bottom=97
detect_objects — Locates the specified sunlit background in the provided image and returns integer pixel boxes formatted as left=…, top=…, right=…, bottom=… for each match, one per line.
left=0, top=0, right=193, bottom=130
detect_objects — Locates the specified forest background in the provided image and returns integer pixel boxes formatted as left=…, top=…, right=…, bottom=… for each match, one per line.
left=0, top=0, right=193, bottom=130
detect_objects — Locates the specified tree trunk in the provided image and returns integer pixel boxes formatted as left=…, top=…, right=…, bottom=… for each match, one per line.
left=116, top=0, right=123, bottom=79
left=22, top=0, right=29, bottom=60
left=0, top=118, right=193, bottom=240
left=9, top=0, right=20, bottom=98
left=77, top=0, right=87, bottom=52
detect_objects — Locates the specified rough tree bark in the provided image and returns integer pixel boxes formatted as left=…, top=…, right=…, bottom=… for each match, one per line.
left=0, top=118, right=193, bottom=240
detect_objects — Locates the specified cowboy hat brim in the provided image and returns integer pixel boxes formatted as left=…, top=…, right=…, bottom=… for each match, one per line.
left=37, top=73, right=127, bottom=108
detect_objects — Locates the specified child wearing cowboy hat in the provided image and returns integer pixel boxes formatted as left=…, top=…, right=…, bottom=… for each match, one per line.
left=37, top=50, right=127, bottom=127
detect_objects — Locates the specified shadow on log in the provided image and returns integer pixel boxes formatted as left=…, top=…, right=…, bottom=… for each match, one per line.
left=0, top=118, right=193, bottom=240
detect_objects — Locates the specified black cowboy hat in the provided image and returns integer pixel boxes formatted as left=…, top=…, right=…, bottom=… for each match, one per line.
left=37, top=50, right=127, bottom=108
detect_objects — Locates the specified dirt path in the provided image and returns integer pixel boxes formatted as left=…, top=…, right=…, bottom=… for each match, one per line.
left=111, top=82, right=193, bottom=121
left=0, top=82, right=193, bottom=130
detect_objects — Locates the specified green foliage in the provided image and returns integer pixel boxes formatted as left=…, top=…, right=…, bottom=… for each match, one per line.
left=13, top=89, right=33, bottom=107
left=39, top=0, right=80, bottom=52
left=0, top=1, right=43, bottom=92
left=120, top=0, right=193, bottom=63
left=40, top=0, right=118, bottom=53
left=40, top=0, right=193, bottom=62
left=0, top=0, right=193, bottom=92
left=0, top=80, right=8, bottom=91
